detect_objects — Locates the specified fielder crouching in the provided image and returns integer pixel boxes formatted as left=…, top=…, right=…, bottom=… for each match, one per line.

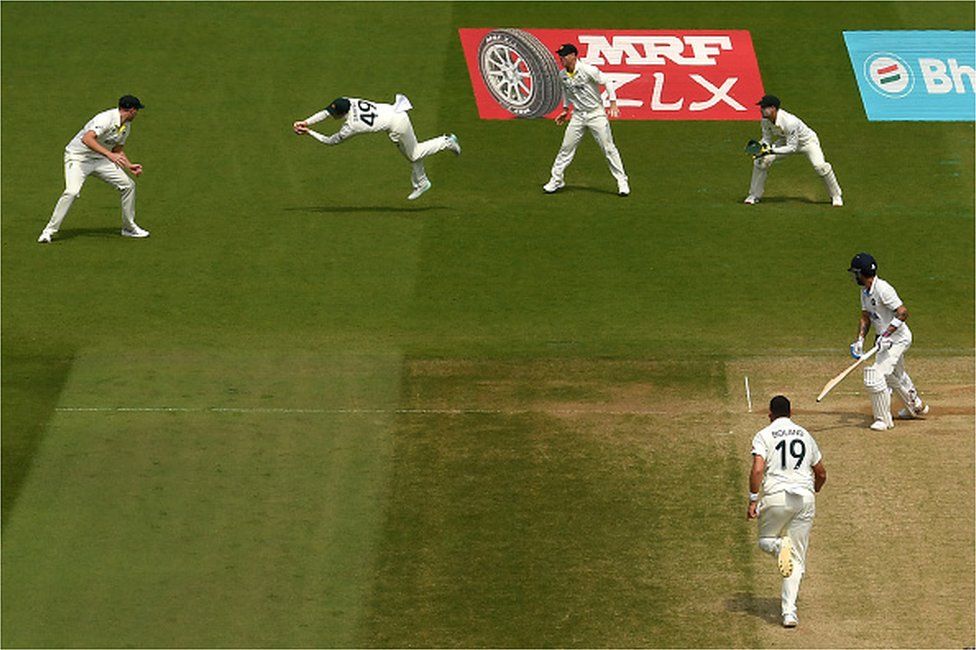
left=744, top=95, right=843, bottom=207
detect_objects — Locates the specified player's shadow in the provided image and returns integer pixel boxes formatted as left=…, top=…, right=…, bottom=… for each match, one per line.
left=284, top=206, right=447, bottom=214
left=55, top=227, right=122, bottom=241
left=755, top=196, right=824, bottom=205
left=726, top=592, right=781, bottom=624
left=562, top=185, right=621, bottom=197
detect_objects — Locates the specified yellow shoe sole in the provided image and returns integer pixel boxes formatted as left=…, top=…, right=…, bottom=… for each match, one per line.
left=778, top=537, right=793, bottom=578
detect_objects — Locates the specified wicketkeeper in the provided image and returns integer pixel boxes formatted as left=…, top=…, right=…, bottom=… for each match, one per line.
left=744, top=95, right=842, bottom=206
left=293, top=95, right=460, bottom=200
left=848, top=252, right=929, bottom=430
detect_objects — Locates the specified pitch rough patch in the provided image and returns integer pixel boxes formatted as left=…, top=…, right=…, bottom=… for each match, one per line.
left=726, top=356, right=975, bottom=648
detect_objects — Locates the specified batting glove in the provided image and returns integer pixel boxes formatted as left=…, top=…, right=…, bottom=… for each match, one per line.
left=877, top=335, right=894, bottom=352
left=849, top=337, right=864, bottom=359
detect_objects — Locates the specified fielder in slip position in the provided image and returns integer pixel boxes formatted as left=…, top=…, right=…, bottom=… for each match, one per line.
left=39, top=95, right=149, bottom=243
left=293, top=95, right=460, bottom=200
left=744, top=95, right=843, bottom=207
left=747, top=395, right=827, bottom=629
left=848, top=252, right=929, bottom=431
left=544, top=43, right=630, bottom=197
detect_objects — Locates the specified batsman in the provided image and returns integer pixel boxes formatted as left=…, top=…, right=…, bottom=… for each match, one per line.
left=848, top=252, right=929, bottom=430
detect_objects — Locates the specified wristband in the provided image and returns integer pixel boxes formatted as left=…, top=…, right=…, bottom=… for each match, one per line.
left=889, top=318, right=904, bottom=330
left=749, top=492, right=759, bottom=502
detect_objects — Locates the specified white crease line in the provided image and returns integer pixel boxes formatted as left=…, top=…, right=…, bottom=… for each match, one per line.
left=55, top=406, right=671, bottom=416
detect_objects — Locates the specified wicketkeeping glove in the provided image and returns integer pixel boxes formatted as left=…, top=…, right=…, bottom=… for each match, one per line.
left=849, top=337, right=864, bottom=359
left=745, top=139, right=773, bottom=159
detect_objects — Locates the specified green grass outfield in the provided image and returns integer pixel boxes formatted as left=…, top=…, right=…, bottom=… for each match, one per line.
left=2, top=1, right=973, bottom=647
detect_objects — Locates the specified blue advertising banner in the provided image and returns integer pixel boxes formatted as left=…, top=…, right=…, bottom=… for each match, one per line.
left=843, top=31, right=975, bottom=121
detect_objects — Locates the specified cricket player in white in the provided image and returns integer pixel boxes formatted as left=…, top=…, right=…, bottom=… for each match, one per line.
left=38, top=95, right=149, bottom=243
left=748, top=395, right=827, bottom=628
left=293, top=95, right=460, bottom=200
left=744, top=95, right=843, bottom=207
left=848, top=252, right=929, bottom=430
left=544, top=43, right=629, bottom=197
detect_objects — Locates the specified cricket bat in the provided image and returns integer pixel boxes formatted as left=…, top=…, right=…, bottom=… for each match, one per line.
left=816, top=345, right=879, bottom=402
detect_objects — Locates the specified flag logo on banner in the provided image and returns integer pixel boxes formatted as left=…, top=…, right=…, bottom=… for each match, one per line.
left=866, top=54, right=914, bottom=97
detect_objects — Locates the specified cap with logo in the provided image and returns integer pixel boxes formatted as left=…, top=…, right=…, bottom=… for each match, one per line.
left=756, top=94, right=780, bottom=108
left=848, top=252, right=877, bottom=277
left=118, top=95, right=145, bottom=110
left=326, top=97, right=351, bottom=116
left=555, top=43, right=578, bottom=57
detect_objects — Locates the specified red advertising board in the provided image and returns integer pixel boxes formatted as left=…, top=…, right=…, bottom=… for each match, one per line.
left=459, top=28, right=764, bottom=120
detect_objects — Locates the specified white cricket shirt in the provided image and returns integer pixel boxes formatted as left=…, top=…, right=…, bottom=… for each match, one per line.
left=751, top=417, right=822, bottom=497
left=860, top=277, right=912, bottom=343
left=761, top=108, right=817, bottom=154
left=64, top=108, right=131, bottom=159
left=559, top=62, right=617, bottom=114
left=306, top=95, right=412, bottom=145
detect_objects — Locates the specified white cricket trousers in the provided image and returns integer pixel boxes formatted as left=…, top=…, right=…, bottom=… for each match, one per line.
left=863, top=337, right=920, bottom=426
left=758, top=490, right=816, bottom=618
left=43, top=155, right=137, bottom=234
left=387, top=112, right=453, bottom=190
left=749, top=137, right=842, bottom=200
left=549, top=109, right=628, bottom=188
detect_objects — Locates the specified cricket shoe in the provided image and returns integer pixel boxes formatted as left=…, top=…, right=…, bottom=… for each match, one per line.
left=832, top=195, right=844, bottom=207
left=407, top=180, right=432, bottom=201
left=618, top=182, right=630, bottom=197
left=37, top=229, right=54, bottom=244
left=897, top=402, right=930, bottom=420
left=777, top=537, right=793, bottom=578
left=782, top=614, right=798, bottom=628
left=446, top=133, right=461, bottom=156
left=543, top=179, right=564, bottom=194
left=121, top=225, right=150, bottom=238
left=744, top=195, right=759, bottom=205
left=870, top=419, right=894, bottom=431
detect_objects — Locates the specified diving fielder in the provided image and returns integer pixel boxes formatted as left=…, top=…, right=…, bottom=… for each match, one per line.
left=747, top=395, right=827, bottom=629
left=293, top=95, right=460, bottom=200
left=39, top=95, right=149, bottom=243
left=744, top=95, right=843, bottom=207
left=848, top=252, right=929, bottom=430
left=543, top=43, right=629, bottom=197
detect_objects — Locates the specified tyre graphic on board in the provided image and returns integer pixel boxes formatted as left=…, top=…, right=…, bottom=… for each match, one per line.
left=477, top=29, right=561, bottom=118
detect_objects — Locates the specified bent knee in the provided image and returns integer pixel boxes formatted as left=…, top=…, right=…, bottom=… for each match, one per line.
left=814, top=162, right=832, bottom=176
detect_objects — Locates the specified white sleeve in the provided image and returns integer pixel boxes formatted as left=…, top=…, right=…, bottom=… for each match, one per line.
left=771, top=115, right=799, bottom=154
left=305, top=109, right=331, bottom=125
left=879, top=282, right=904, bottom=311
left=750, top=432, right=767, bottom=458
left=307, top=123, right=355, bottom=146
left=89, top=114, right=112, bottom=137
left=760, top=120, right=774, bottom=145
left=590, top=65, right=617, bottom=102
left=810, top=441, right=822, bottom=466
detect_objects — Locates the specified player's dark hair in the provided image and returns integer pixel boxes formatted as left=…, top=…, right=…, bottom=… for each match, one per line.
left=769, top=395, right=791, bottom=417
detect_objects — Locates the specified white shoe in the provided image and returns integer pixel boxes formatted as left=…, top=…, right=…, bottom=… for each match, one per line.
left=407, top=180, right=432, bottom=200
left=782, top=614, right=798, bottom=628
left=870, top=419, right=893, bottom=431
left=618, top=183, right=630, bottom=197
left=446, top=133, right=461, bottom=156
left=897, top=403, right=930, bottom=420
left=832, top=195, right=844, bottom=207
left=37, top=230, right=53, bottom=243
left=121, top=225, right=150, bottom=238
left=543, top=179, right=564, bottom=194
left=744, top=195, right=759, bottom=205
left=777, top=537, right=793, bottom=578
